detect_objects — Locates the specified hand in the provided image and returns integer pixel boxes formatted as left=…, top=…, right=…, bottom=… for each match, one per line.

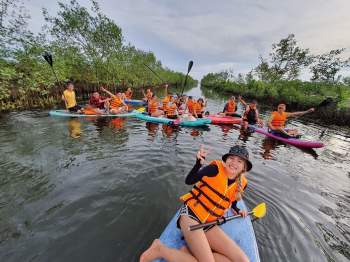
left=308, top=108, right=315, bottom=113
left=196, top=145, right=209, bottom=164
left=238, top=95, right=242, bottom=100
left=239, top=210, right=248, bottom=218
left=100, top=86, right=106, bottom=92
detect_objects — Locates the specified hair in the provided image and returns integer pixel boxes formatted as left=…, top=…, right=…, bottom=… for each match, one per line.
left=66, top=81, right=73, bottom=87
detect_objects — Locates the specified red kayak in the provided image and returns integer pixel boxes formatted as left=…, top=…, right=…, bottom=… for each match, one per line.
left=206, top=115, right=242, bottom=125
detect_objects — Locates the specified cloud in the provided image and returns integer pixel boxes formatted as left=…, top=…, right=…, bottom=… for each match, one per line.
left=25, top=0, right=350, bottom=80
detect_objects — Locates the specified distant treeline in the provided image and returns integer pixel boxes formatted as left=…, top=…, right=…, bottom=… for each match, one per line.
left=0, top=0, right=197, bottom=111
left=201, top=34, right=350, bottom=125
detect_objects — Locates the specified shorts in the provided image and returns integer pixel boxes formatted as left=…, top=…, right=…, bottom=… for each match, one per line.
left=167, top=115, right=178, bottom=119
left=68, top=105, right=82, bottom=112
left=176, top=205, right=215, bottom=232
left=196, top=114, right=203, bottom=118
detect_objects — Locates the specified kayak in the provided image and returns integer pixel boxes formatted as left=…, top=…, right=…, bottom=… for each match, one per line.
left=134, top=113, right=211, bottom=127
left=206, top=114, right=242, bottom=125
left=155, top=200, right=260, bottom=262
left=49, top=110, right=136, bottom=118
left=250, top=125, right=324, bottom=148
left=124, top=99, right=146, bottom=106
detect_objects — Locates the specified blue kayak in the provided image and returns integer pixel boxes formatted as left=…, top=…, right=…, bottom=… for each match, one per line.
left=155, top=200, right=260, bottom=262
left=49, top=110, right=136, bottom=118
left=134, top=113, right=211, bottom=127
left=124, top=99, right=146, bottom=106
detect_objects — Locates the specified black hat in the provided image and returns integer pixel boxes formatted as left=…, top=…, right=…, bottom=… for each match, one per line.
left=222, top=145, right=252, bottom=171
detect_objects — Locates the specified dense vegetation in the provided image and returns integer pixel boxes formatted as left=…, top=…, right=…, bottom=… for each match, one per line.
left=0, top=0, right=197, bottom=111
left=201, top=34, right=350, bottom=125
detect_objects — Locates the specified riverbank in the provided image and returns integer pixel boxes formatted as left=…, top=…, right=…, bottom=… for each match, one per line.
left=0, top=81, right=195, bottom=112
left=201, top=77, right=350, bottom=126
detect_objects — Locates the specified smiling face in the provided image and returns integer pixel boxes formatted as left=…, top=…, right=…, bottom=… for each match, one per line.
left=223, top=155, right=246, bottom=178
left=92, top=92, right=100, bottom=99
left=277, top=104, right=286, bottom=113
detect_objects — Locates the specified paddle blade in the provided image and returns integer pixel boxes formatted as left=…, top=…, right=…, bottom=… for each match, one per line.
left=136, top=107, right=145, bottom=112
left=43, top=51, right=53, bottom=66
left=252, top=203, right=266, bottom=218
left=187, top=60, right=194, bottom=73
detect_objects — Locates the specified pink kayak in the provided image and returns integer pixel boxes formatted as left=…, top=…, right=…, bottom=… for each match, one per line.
left=206, top=115, right=242, bottom=125
left=251, top=126, right=324, bottom=148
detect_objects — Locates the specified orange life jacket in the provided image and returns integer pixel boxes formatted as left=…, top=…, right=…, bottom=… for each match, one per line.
left=270, top=111, right=287, bottom=128
left=166, top=103, right=177, bottom=116
left=194, top=102, right=203, bottom=114
left=187, top=100, right=195, bottom=113
left=124, top=90, right=132, bottom=99
left=226, top=101, right=236, bottom=113
left=162, top=96, right=171, bottom=110
left=110, top=97, right=123, bottom=109
left=148, top=100, right=158, bottom=114
left=180, top=160, right=248, bottom=223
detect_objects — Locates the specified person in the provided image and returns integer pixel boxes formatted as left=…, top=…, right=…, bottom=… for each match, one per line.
left=162, top=92, right=172, bottom=114
left=193, top=98, right=206, bottom=118
left=166, top=95, right=178, bottom=119
left=100, top=86, right=128, bottom=114
left=88, top=91, right=110, bottom=110
left=223, top=96, right=240, bottom=117
left=186, top=96, right=195, bottom=115
left=140, top=145, right=252, bottom=262
left=142, top=88, right=153, bottom=102
left=268, top=103, right=315, bottom=138
left=148, top=94, right=163, bottom=117
left=62, top=81, right=83, bottom=113
left=239, top=97, right=263, bottom=129
left=124, top=87, right=133, bottom=100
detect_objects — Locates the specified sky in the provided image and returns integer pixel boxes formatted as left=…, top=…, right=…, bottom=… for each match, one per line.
left=24, top=0, right=350, bottom=80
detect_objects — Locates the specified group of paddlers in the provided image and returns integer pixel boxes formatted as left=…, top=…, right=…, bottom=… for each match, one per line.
left=62, top=81, right=315, bottom=138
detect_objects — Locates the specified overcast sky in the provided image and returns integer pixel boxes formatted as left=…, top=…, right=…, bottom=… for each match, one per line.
left=25, top=0, right=350, bottom=80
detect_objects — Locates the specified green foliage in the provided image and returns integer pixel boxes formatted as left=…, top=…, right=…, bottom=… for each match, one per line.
left=0, top=0, right=197, bottom=111
left=255, top=34, right=313, bottom=81
left=310, top=49, right=350, bottom=82
left=201, top=72, right=350, bottom=109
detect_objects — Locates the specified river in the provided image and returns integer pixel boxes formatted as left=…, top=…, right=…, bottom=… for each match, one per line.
left=0, top=86, right=349, bottom=262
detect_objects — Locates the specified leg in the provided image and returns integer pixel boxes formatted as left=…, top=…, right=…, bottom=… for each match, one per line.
left=205, top=226, right=249, bottom=262
left=180, top=245, right=231, bottom=262
left=139, top=239, right=197, bottom=262
left=179, top=215, right=216, bottom=262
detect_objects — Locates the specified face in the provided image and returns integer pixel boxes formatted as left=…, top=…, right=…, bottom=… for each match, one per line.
left=277, top=104, right=286, bottom=113
left=67, top=84, right=74, bottom=91
left=117, top=92, right=122, bottom=98
left=224, top=155, right=245, bottom=176
left=93, top=92, right=100, bottom=99
left=249, top=103, right=256, bottom=109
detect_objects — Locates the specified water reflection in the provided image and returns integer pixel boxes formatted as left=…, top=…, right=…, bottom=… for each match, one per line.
left=67, top=118, right=81, bottom=138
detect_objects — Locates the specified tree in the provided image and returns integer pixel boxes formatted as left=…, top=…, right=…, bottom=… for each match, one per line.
left=255, top=34, right=313, bottom=81
left=310, top=48, right=350, bottom=83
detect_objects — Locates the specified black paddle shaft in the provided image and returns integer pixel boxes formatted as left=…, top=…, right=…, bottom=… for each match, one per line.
left=181, top=60, right=194, bottom=95
left=189, top=211, right=253, bottom=231
left=43, top=51, right=60, bottom=85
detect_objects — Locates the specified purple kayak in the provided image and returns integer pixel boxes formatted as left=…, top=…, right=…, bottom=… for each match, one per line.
left=251, top=126, right=324, bottom=148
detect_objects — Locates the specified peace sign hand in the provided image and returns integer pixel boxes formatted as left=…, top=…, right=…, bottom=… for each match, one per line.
left=196, top=145, right=210, bottom=165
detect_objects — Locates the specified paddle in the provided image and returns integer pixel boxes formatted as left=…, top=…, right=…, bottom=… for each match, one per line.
left=143, top=63, right=166, bottom=83
left=189, top=203, right=266, bottom=231
left=180, top=60, right=194, bottom=96
left=43, top=51, right=61, bottom=86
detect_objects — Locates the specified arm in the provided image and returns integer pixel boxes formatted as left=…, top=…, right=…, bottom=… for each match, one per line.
left=185, top=159, right=218, bottom=185
left=286, top=108, right=315, bottom=118
left=100, top=87, right=116, bottom=98
left=238, top=96, right=247, bottom=107
left=267, top=115, right=274, bottom=130
left=231, top=183, right=248, bottom=216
